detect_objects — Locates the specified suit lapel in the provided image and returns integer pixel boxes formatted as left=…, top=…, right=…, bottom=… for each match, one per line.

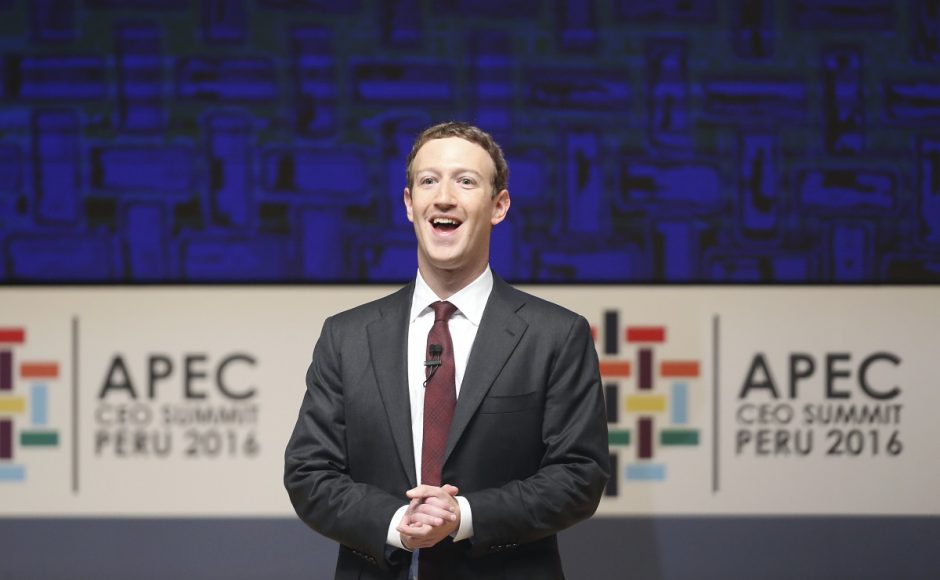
left=367, top=283, right=418, bottom=488
left=444, top=276, right=528, bottom=464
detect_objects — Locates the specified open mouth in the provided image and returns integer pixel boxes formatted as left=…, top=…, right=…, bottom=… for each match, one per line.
left=430, top=217, right=462, bottom=232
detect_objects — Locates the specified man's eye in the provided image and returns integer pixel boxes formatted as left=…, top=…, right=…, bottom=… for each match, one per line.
left=420, top=177, right=435, bottom=185
left=458, top=177, right=476, bottom=186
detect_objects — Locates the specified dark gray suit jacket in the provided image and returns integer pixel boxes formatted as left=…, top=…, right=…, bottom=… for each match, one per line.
left=284, top=275, right=609, bottom=579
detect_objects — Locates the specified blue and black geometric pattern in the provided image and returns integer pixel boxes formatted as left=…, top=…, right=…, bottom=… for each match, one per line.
left=1, top=0, right=939, bottom=282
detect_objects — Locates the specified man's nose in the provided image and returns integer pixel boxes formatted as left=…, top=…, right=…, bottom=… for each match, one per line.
left=433, top=181, right=456, bottom=206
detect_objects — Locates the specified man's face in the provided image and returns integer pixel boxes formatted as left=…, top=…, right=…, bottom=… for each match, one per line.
left=404, top=137, right=510, bottom=277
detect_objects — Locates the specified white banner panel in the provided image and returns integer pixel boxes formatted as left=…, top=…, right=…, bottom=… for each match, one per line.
left=0, top=286, right=937, bottom=516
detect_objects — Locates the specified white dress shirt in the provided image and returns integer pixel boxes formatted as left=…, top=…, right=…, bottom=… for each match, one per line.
left=385, top=266, right=494, bottom=550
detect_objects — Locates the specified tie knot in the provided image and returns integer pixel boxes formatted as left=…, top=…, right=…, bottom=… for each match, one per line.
left=430, top=301, right=457, bottom=322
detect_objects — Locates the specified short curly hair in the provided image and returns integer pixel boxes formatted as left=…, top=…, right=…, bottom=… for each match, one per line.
left=405, top=121, right=509, bottom=197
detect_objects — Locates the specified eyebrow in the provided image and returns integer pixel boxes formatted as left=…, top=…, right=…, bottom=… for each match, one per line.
left=415, top=167, right=484, bottom=178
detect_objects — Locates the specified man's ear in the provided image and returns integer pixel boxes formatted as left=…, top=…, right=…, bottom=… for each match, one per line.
left=403, top=187, right=414, bottom=223
left=491, top=189, right=510, bottom=225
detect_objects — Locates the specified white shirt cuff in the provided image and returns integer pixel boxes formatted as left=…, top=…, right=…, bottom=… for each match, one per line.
left=451, top=495, right=473, bottom=542
left=386, top=504, right=410, bottom=550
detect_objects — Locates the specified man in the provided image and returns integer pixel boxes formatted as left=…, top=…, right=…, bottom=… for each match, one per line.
left=285, top=122, right=609, bottom=579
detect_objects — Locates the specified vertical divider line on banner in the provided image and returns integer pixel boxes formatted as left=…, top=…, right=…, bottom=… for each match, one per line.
left=712, top=314, right=720, bottom=494
left=72, top=316, right=79, bottom=495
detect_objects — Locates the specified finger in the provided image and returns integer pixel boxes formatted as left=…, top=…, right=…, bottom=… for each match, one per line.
left=404, top=496, right=422, bottom=516
left=412, top=500, right=457, bottom=518
left=399, top=509, right=431, bottom=529
left=405, top=537, right=436, bottom=549
left=415, top=497, right=457, bottom=518
left=407, top=512, right=446, bottom=527
left=406, top=484, right=441, bottom=499
left=421, top=492, right=457, bottom=506
left=397, top=521, right=431, bottom=537
left=398, top=516, right=419, bottom=529
left=412, top=506, right=457, bottom=526
left=442, top=484, right=459, bottom=496
left=399, top=527, right=448, bottom=549
left=421, top=492, right=457, bottom=505
left=399, top=524, right=448, bottom=549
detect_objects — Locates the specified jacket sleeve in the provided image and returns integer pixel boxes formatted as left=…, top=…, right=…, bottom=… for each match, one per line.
left=462, top=315, right=610, bottom=556
left=284, top=316, right=405, bottom=570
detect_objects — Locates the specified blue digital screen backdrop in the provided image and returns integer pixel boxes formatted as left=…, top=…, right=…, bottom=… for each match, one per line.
left=1, top=0, right=939, bottom=283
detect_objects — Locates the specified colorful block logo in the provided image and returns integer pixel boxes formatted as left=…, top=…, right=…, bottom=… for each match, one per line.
left=592, top=311, right=701, bottom=494
left=0, top=328, right=61, bottom=482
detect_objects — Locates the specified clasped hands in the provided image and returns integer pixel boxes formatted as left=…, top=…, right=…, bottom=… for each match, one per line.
left=396, top=483, right=460, bottom=550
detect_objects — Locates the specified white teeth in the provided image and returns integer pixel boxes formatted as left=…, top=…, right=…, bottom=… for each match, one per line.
left=432, top=218, right=459, bottom=225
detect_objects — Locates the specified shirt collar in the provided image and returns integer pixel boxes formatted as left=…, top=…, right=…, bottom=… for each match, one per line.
left=410, top=266, right=493, bottom=327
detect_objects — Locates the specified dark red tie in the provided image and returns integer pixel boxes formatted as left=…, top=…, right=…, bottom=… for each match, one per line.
left=421, top=300, right=457, bottom=486
left=419, top=301, right=457, bottom=580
